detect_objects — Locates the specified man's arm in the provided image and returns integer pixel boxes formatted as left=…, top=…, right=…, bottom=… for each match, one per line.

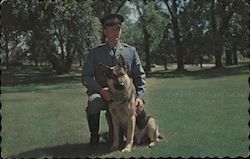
left=81, top=50, right=102, bottom=93
left=131, top=47, right=146, bottom=103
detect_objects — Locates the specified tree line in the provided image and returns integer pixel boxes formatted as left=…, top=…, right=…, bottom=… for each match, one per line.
left=1, top=0, right=248, bottom=74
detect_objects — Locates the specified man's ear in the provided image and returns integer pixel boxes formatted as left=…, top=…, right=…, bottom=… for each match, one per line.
left=118, top=55, right=126, bottom=68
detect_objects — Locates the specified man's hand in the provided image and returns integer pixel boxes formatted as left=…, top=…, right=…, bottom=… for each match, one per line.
left=135, top=98, right=144, bottom=115
left=136, top=98, right=144, bottom=107
left=99, top=87, right=112, bottom=102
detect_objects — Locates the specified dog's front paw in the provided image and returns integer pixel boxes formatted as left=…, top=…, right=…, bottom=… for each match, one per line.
left=148, top=142, right=156, bottom=148
left=110, top=144, right=119, bottom=151
left=121, top=145, right=132, bottom=152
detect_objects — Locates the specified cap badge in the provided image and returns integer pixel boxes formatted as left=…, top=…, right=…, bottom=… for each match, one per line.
left=114, top=18, right=119, bottom=23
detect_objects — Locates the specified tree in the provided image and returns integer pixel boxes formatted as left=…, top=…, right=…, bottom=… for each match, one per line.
left=179, top=0, right=213, bottom=67
left=50, top=0, right=101, bottom=72
left=134, top=1, right=152, bottom=73
left=2, top=0, right=101, bottom=74
left=1, top=0, right=20, bottom=69
left=163, top=0, right=185, bottom=71
left=210, top=0, right=240, bottom=68
left=152, top=7, right=173, bottom=70
left=224, top=0, right=248, bottom=65
left=126, top=1, right=166, bottom=73
left=157, top=29, right=176, bottom=70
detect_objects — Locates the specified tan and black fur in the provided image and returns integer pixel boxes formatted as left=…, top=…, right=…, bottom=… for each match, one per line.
left=100, top=55, right=162, bottom=152
left=134, top=105, right=163, bottom=148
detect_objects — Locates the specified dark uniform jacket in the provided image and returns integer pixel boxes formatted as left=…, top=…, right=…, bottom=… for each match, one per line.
left=81, top=41, right=146, bottom=102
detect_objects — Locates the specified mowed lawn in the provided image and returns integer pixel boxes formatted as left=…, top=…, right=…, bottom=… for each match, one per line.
left=1, top=65, right=249, bottom=158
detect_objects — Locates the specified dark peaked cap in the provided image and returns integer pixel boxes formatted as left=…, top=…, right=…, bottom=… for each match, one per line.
left=100, top=13, right=124, bottom=27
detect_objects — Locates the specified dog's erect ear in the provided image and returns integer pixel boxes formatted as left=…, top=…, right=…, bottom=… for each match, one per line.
left=118, top=55, right=126, bottom=68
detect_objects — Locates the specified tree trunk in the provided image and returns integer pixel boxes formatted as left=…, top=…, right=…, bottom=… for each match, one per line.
left=225, top=49, right=233, bottom=65
left=4, top=33, right=9, bottom=70
left=135, top=1, right=152, bottom=73
left=79, top=57, right=82, bottom=67
left=172, top=0, right=184, bottom=71
left=233, top=45, right=238, bottom=65
left=164, top=54, right=168, bottom=70
left=59, top=39, right=65, bottom=64
left=46, top=52, right=66, bottom=74
left=215, top=49, right=223, bottom=68
left=210, top=0, right=223, bottom=69
left=45, top=37, right=67, bottom=74
left=199, top=55, right=203, bottom=68
left=210, top=0, right=238, bottom=69
left=65, top=46, right=75, bottom=72
left=35, top=58, right=38, bottom=66
left=143, top=27, right=151, bottom=74
left=167, top=0, right=184, bottom=71
left=65, top=41, right=75, bottom=71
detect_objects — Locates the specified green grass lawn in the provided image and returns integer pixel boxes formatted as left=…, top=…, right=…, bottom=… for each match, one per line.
left=1, top=65, right=249, bottom=158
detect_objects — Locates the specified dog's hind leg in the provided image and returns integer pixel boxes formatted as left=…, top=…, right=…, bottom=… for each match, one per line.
left=147, top=118, right=158, bottom=148
left=148, top=130, right=157, bottom=148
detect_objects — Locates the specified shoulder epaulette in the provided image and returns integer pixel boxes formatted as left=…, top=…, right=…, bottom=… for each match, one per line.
left=97, top=43, right=106, bottom=47
left=121, top=43, right=132, bottom=48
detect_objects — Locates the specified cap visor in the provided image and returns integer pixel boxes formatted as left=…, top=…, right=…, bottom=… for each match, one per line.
left=105, top=23, right=121, bottom=27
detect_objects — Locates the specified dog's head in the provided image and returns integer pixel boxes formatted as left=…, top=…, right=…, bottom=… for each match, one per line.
left=100, top=55, right=130, bottom=91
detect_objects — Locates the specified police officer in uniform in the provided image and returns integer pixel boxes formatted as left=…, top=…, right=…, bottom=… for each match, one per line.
left=81, top=13, right=146, bottom=147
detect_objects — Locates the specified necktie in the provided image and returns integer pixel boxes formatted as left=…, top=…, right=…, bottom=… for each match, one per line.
left=112, top=48, right=117, bottom=65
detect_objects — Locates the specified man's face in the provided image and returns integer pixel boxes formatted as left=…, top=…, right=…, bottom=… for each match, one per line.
left=104, top=26, right=122, bottom=43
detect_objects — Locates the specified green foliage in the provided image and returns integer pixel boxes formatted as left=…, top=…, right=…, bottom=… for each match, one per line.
left=51, top=0, right=101, bottom=60
left=179, top=1, right=213, bottom=64
left=225, top=0, right=248, bottom=53
left=1, top=0, right=247, bottom=72
left=122, top=1, right=168, bottom=71
left=1, top=0, right=101, bottom=73
left=120, top=2, right=144, bottom=52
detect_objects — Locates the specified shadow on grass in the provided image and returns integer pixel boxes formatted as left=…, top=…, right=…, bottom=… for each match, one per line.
left=2, top=64, right=249, bottom=87
left=147, top=64, right=249, bottom=79
left=2, top=71, right=81, bottom=86
left=2, top=81, right=82, bottom=93
left=1, top=65, right=81, bottom=86
left=10, top=142, right=112, bottom=158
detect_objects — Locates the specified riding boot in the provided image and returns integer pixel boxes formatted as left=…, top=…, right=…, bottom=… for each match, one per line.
left=86, top=111, right=100, bottom=147
left=105, top=111, right=113, bottom=144
left=105, top=111, right=125, bottom=145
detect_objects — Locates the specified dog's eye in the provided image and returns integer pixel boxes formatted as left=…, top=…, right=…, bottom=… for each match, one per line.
left=119, top=73, right=125, bottom=76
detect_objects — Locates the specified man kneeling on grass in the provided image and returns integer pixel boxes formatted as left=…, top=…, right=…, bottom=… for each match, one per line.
left=81, top=13, right=146, bottom=148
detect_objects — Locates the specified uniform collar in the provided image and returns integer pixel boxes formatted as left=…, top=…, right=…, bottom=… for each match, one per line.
left=104, top=41, right=124, bottom=57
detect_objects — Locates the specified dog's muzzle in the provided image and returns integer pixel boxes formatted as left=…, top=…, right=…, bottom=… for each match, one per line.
left=114, top=82, right=125, bottom=90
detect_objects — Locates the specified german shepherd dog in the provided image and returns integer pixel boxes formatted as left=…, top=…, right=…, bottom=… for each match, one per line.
left=100, top=55, right=162, bottom=152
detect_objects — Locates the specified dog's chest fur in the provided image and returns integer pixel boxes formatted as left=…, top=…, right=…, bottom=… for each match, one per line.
left=109, top=84, right=136, bottom=129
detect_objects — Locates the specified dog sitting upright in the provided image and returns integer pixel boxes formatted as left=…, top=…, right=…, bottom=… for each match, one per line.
left=100, top=55, right=137, bottom=152
left=135, top=104, right=163, bottom=148
left=100, top=55, right=162, bottom=152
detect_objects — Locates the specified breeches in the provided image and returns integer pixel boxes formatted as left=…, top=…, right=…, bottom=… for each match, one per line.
left=86, top=93, right=108, bottom=114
